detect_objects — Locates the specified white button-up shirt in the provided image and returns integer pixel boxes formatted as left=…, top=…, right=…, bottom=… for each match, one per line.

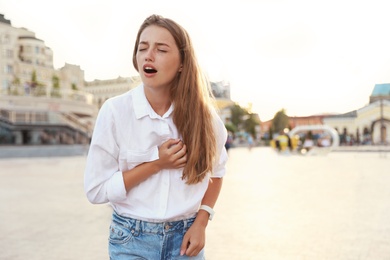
left=84, top=84, right=228, bottom=222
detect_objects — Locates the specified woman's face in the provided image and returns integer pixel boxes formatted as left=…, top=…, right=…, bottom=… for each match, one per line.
left=136, top=25, right=182, bottom=90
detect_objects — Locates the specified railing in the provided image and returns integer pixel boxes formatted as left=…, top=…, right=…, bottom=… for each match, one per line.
left=0, top=109, right=89, bottom=134
left=0, top=86, right=94, bottom=105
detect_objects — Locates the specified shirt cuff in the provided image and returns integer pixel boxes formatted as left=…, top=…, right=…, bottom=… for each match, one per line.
left=107, top=171, right=127, bottom=202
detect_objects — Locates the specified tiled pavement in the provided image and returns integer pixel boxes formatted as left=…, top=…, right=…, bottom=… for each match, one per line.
left=0, top=147, right=389, bottom=260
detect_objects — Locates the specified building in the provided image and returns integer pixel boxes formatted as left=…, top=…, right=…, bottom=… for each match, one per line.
left=260, top=114, right=329, bottom=140
left=0, top=14, right=96, bottom=145
left=323, top=84, right=390, bottom=145
left=84, top=76, right=142, bottom=108
left=261, top=83, right=390, bottom=145
left=208, top=80, right=234, bottom=123
left=0, top=14, right=86, bottom=95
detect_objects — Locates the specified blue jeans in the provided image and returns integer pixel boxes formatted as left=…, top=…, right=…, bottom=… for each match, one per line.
left=109, top=211, right=205, bottom=260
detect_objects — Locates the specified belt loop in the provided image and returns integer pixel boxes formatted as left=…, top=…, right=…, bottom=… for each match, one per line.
left=132, top=219, right=140, bottom=236
left=183, top=218, right=188, bottom=229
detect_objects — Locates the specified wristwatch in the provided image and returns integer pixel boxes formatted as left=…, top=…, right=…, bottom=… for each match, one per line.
left=199, top=205, right=215, bottom=221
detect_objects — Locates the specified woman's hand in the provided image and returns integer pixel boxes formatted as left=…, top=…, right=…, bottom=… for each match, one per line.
left=180, top=221, right=206, bottom=257
left=156, top=139, right=187, bottom=170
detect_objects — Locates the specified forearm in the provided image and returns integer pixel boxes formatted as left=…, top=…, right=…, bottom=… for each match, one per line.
left=195, top=177, right=223, bottom=226
left=122, top=139, right=187, bottom=192
left=122, top=161, right=161, bottom=191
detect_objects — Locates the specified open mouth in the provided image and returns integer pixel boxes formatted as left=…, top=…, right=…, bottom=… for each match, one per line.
left=144, top=66, right=157, bottom=74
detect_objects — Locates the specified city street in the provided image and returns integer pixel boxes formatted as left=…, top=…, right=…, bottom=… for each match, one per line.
left=0, top=147, right=390, bottom=259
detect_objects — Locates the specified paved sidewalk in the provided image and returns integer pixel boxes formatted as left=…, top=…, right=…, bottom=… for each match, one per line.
left=0, top=144, right=88, bottom=158
left=0, top=147, right=390, bottom=259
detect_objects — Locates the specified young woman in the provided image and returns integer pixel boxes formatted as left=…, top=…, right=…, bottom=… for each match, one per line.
left=84, top=14, right=228, bottom=259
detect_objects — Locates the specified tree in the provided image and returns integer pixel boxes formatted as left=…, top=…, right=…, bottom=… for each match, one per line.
left=51, top=74, right=61, bottom=97
left=228, top=103, right=260, bottom=136
left=230, top=103, right=247, bottom=128
left=225, top=123, right=237, bottom=133
left=271, top=109, right=289, bottom=135
left=244, top=113, right=260, bottom=137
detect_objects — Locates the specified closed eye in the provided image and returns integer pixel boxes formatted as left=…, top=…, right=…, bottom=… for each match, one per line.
left=138, top=41, right=148, bottom=52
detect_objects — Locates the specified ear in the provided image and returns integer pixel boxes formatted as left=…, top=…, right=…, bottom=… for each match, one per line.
left=178, top=65, right=183, bottom=72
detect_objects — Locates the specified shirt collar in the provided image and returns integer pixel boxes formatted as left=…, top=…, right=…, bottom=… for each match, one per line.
left=133, top=84, right=174, bottom=119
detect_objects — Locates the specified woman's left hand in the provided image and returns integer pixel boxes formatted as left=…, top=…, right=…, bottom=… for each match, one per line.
left=180, top=221, right=206, bottom=257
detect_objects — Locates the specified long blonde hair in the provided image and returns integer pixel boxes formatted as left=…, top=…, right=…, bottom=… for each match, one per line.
left=133, top=14, right=217, bottom=184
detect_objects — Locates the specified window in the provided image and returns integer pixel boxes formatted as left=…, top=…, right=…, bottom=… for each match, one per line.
left=6, top=49, right=13, bottom=58
left=6, top=65, right=13, bottom=74
left=1, top=34, right=10, bottom=44
left=2, top=79, right=9, bottom=90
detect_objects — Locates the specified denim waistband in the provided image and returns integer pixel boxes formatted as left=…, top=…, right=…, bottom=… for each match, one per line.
left=112, top=211, right=196, bottom=235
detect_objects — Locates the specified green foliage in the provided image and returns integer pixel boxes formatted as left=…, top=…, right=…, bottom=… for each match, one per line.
left=31, top=70, right=46, bottom=96
left=31, top=70, right=37, bottom=85
left=10, top=76, right=21, bottom=95
left=271, top=109, right=289, bottom=134
left=228, top=103, right=260, bottom=136
left=52, top=75, right=60, bottom=89
left=230, top=103, right=247, bottom=127
left=244, top=114, right=260, bottom=137
left=225, top=123, right=237, bottom=133
left=51, top=75, right=61, bottom=97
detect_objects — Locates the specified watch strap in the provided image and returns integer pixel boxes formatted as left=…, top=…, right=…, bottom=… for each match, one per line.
left=199, top=205, right=215, bottom=220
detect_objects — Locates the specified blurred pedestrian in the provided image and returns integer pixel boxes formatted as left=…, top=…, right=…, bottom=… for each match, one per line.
left=225, top=131, right=234, bottom=151
left=247, top=134, right=254, bottom=150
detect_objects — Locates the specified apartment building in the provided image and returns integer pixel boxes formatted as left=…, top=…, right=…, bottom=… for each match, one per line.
left=0, top=14, right=86, bottom=95
left=0, top=14, right=95, bottom=145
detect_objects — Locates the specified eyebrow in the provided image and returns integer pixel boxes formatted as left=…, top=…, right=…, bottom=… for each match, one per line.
left=139, top=41, right=170, bottom=48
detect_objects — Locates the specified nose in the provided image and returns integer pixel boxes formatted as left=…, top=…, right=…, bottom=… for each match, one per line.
left=144, top=49, right=154, bottom=61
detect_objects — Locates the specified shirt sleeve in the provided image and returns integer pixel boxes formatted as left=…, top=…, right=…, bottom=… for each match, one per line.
left=211, top=108, right=228, bottom=178
left=84, top=101, right=127, bottom=204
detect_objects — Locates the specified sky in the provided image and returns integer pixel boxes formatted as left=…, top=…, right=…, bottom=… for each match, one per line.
left=1, top=0, right=390, bottom=121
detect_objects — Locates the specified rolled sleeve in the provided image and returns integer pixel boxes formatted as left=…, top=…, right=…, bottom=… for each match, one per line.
left=107, top=171, right=127, bottom=202
left=211, top=108, right=229, bottom=178
left=212, top=147, right=228, bottom=178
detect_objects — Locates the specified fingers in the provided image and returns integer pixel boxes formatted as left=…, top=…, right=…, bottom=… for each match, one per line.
left=158, top=139, right=187, bottom=169
left=181, top=239, right=203, bottom=257
left=169, top=140, right=184, bottom=153
left=180, top=227, right=205, bottom=257
left=171, top=144, right=187, bottom=168
left=173, top=143, right=186, bottom=157
left=161, top=139, right=185, bottom=154
left=165, top=139, right=186, bottom=158
left=161, top=138, right=181, bottom=149
left=180, top=236, right=189, bottom=256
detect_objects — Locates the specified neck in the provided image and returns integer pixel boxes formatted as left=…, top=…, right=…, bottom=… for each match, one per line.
left=144, top=87, right=171, bottom=116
